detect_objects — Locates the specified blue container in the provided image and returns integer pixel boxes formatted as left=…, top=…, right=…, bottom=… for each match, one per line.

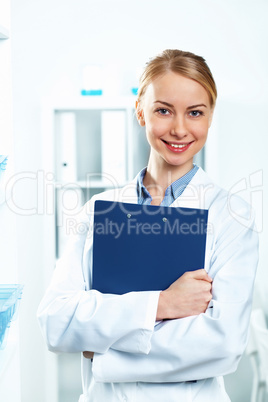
left=131, top=88, right=138, bottom=96
left=0, top=285, right=23, bottom=349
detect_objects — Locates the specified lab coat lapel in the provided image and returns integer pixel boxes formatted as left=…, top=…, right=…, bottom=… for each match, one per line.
left=118, top=179, right=138, bottom=204
left=169, top=168, right=214, bottom=210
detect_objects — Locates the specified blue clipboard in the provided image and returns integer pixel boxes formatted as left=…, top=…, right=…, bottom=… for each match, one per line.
left=92, top=200, right=208, bottom=295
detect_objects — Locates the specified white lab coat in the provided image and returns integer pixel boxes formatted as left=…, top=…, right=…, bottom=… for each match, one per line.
left=37, top=168, right=259, bottom=402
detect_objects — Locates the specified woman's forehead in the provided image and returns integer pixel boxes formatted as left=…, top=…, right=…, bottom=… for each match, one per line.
left=144, top=72, right=210, bottom=106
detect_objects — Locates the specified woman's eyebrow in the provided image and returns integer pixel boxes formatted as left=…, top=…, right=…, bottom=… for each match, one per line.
left=154, top=100, right=174, bottom=107
left=187, top=104, right=207, bottom=109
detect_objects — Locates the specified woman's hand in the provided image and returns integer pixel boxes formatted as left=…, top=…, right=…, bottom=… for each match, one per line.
left=83, top=351, right=94, bottom=359
left=156, top=269, right=212, bottom=320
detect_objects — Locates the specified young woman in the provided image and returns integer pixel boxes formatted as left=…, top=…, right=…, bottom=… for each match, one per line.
left=38, top=49, right=258, bottom=401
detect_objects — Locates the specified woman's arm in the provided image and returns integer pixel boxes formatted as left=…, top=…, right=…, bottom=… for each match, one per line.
left=83, top=269, right=213, bottom=358
left=92, top=199, right=259, bottom=383
left=37, top=199, right=214, bottom=356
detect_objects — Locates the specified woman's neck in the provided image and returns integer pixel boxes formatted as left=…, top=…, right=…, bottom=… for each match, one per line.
left=143, top=156, right=194, bottom=201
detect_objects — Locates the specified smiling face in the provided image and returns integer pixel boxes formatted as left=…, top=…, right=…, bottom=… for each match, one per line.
left=136, top=71, right=214, bottom=176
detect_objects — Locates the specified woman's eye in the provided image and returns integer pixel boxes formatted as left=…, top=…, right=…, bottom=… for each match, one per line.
left=189, top=110, right=203, bottom=117
left=157, top=108, right=170, bottom=115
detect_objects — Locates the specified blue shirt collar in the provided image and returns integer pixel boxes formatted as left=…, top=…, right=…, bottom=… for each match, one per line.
left=137, top=164, right=199, bottom=206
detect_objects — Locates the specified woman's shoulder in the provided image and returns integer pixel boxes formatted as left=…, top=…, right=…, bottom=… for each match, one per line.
left=197, top=168, right=254, bottom=226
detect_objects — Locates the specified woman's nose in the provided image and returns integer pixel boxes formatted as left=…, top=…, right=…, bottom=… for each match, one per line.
left=170, top=116, right=188, bottom=138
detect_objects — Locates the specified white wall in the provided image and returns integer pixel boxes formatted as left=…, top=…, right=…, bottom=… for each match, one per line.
left=10, top=1, right=268, bottom=401
left=0, top=1, right=21, bottom=401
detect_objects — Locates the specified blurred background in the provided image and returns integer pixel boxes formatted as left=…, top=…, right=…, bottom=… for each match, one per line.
left=0, top=0, right=268, bottom=401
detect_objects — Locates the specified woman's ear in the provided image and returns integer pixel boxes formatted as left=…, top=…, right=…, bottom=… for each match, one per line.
left=135, top=100, right=145, bottom=127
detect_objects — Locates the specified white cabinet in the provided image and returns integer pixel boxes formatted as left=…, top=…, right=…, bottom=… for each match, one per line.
left=52, top=97, right=149, bottom=185
left=42, top=96, right=149, bottom=260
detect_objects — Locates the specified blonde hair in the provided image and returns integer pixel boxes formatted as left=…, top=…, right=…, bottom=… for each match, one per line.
left=137, top=49, right=217, bottom=107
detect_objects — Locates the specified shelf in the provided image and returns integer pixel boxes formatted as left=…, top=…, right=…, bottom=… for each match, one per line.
left=0, top=25, right=9, bottom=39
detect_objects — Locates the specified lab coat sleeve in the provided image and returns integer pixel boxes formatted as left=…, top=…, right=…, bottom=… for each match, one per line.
left=92, top=197, right=259, bottom=383
left=37, top=202, right=160, bottom=355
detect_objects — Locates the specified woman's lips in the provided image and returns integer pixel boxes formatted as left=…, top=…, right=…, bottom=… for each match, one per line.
left=162, top=140, right=193, bottom=153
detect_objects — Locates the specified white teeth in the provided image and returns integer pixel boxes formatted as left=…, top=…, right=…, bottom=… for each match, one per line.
left=170, top=143, right=187, bottom=148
